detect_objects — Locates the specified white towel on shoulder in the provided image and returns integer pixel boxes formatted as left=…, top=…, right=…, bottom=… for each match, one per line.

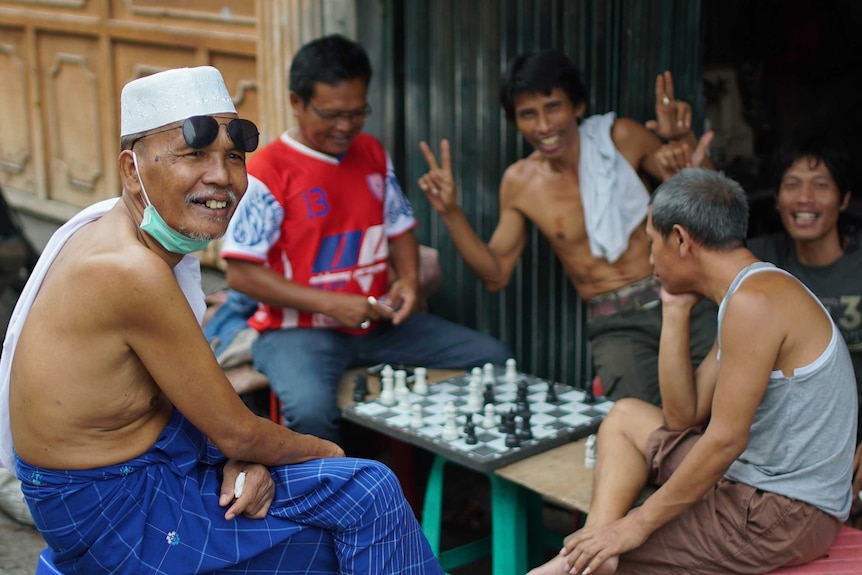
left=578, top=112, right=650, bottom=263
left=0, top=198, right=206, bottom=472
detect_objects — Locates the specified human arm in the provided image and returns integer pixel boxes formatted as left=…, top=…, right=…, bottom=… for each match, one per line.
left=225, top=259, right=392, bottom=329
left=658, top=288, right=720, bottom=429
left=561, top=291, right=776, bottom=575
left=386, top=230, right=419, bottom=325
left=124, top=255, right=344, bottom=464
left=219, top=460, right=274, bottom=520
left=417, top=139, right=528, bottom=292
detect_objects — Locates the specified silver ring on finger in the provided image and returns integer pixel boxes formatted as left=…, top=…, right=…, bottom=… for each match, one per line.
left=360, top=319, right=371, bottom=330
left=367, top=296, right=377, bottom=308
left=662, top=96, right=671, bottom=106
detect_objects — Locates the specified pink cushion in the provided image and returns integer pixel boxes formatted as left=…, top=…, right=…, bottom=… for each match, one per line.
left=768, top=526, right=862, bottom=574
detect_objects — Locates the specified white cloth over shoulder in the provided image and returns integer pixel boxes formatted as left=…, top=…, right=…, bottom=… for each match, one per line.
left=0, top=198, right=206, bottom=472
left=578, top=112, right=650, bottom=263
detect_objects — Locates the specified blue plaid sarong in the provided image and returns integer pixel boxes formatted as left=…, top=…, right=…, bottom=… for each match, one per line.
left=16, top=409, right=442, bottom=574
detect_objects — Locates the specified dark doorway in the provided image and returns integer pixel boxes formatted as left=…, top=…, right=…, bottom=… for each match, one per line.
left=702, top=0, right=862, bottom=236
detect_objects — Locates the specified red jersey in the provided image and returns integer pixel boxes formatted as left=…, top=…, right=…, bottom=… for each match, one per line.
left=221, top=132, right=416, bottom=332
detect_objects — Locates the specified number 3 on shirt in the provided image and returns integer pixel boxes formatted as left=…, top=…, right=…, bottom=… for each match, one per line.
left=301, top=187, right=330, bottom=219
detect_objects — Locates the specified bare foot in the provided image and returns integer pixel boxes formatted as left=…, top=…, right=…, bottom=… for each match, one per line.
left=526, top=554, right=568, bottom=575
left=525, top=554, right=620, bottom=575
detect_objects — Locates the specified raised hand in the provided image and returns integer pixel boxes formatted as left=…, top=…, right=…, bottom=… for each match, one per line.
left=645, top=71, right=693, bottom=141
left=654, top=130, right=715, bottom=181
left=418, top=139, right=458, bottom=215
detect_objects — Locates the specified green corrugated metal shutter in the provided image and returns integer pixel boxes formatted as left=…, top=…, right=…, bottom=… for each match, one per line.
left=359, top=0, right=703, bottom=387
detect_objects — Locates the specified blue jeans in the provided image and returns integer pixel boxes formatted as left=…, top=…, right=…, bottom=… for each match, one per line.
left=252, top=313, right=512, bottom=441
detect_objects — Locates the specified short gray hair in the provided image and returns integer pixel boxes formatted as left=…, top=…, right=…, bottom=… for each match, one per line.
left=649, top=168, right=748, bottom=250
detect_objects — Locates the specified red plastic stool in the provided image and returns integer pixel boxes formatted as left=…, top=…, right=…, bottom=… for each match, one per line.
left=768, top=526, right=862, bottom=574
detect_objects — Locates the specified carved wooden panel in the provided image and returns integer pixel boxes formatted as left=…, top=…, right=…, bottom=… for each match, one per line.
left=0, top=0, right=336, bottom=223
left=111, top=0, right=255, bottom=33
left=0, top=26, right=36, bottom=195
left=38, top=33, right=107, bottom=208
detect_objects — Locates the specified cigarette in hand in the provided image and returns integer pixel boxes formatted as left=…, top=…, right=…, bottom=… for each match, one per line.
left=234, top=471, right=246, bottom=499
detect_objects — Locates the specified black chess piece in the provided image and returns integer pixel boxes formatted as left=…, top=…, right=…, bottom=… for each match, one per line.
left=483, top=382, right=495, bottom=406
left=517, top=413, right=533, bottom=441
left=583, top=375, right=598, bottom=404
left=546, top=381, right=558, bottom=403
left=505, top=429, right=521, bottom=448
left=352, top=372, right=369, bottom=403
left=464, top=414, right=478, bottom=445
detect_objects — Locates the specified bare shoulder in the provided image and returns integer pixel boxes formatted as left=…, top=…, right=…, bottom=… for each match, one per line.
left=610, top=117, right=661, bottom=165
left=500, top=154, right=545, bottom=200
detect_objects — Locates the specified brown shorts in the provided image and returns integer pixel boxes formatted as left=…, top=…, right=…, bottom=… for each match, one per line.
left=616, top=426, right=842, bottom=575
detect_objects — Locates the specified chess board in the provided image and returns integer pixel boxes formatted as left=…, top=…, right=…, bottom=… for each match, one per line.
left=342, top=368, right=614, bottom=472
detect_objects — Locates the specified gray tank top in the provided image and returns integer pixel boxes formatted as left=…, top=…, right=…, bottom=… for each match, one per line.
left=721, top=262, right=857, bottom=520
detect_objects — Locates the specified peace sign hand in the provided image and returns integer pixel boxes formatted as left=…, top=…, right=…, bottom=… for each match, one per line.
left=645, top=71, right=693, bottom=141
left=418, top=139, right=459, bottom=215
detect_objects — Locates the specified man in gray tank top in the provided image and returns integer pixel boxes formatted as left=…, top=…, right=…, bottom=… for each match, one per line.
left=529, top=168, right=856, bottom=575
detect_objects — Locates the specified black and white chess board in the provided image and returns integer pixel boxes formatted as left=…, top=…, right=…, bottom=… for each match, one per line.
left=342, top=366, right=614, bottom=472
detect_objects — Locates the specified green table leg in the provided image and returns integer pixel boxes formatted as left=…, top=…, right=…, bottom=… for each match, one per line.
left=488, top=474, right=529, bottom=575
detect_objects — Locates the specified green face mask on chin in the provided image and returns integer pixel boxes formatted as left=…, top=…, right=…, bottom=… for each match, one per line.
left=132, top=152, right=211, bottom=255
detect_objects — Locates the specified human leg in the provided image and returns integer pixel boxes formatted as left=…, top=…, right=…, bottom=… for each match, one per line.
left=527, top=399, right=663, bottom=575
left=266, top=457, right=443, bottom=574
left=615, top=480, right=841, bottom=574
left=587, top=309, right=663, bottom=405
left=354, top=312, right=511, bottom=369
left=252, top=327, right=352, bottom=441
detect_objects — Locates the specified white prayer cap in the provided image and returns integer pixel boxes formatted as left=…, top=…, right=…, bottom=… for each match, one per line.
left=120, top=66, right=236, bottom=137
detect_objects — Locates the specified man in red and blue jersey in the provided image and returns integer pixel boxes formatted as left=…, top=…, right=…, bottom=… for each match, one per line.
left=220, top=34, right=511, bottom=442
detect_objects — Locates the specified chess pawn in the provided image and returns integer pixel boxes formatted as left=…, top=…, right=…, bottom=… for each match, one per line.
left=584, top=434, right=597, bottom=469
left=396, top=386, right=411, bottom=411
left=504, top=357, right=519, bottom=382
left=379, top=371, right=395, bottom=406
left=482, top=362, right=496, bottom=386
left=413, top=366, right=429, bottom=395
left=394, top=369, right=408, bottom=394
left=410, top=404, right=424, bottom=429
left=470, top=366, right=482, bottom=386
left=482, top=403, right=496, bottom=429
left=441, top=402, right=459, bottom=441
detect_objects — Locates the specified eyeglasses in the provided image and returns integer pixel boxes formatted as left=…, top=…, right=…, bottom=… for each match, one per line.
left=130, top=116, right=259, bottom=152
left=308, top=101, right=372, bottom=123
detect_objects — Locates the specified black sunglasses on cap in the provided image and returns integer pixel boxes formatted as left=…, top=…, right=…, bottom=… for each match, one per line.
left=130, top=116, right=259, bottom=152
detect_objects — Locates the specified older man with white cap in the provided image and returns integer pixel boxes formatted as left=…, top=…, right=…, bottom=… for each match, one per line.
left=0, top=66, right=442, bottom=574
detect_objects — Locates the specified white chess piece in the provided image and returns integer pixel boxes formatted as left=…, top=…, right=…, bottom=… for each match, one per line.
left=380, top=364, right=394, bottom=381
left=413, top=366, right=428, bottom=395
left=470, top=366, right=482, bottom=386
left=397, top=386, right=411, bottom=411
left=584, top=434, right=597, bottom=469
left=410, top=404, right=424, bottom=428
left=482, top=403, right=496, bottom=429
left=394, top=369, right=408, bottom=394
left=441, top=402, right=459, bottom=441
left=379, top=370, right=395, bottom=406
left=467, top=376, right=483, bottom=411
left=482, top=362, right=496, bottom=386
left=504, top=357, right=519, bottom=382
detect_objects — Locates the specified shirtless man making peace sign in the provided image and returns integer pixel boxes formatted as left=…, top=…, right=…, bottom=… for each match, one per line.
left=419, top=49, right=714, bottom=404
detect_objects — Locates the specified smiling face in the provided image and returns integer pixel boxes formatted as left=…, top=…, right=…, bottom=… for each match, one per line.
left=512, top=87, right=585, bottom=159
left=291, top=77, right=369, bottom=157
left=776, top=155, right=849, bottom=245
left=129, top=115, right=248, bottom=241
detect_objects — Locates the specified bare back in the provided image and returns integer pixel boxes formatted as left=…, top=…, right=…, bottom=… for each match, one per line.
left=10, top=206, right=176, bottom=470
